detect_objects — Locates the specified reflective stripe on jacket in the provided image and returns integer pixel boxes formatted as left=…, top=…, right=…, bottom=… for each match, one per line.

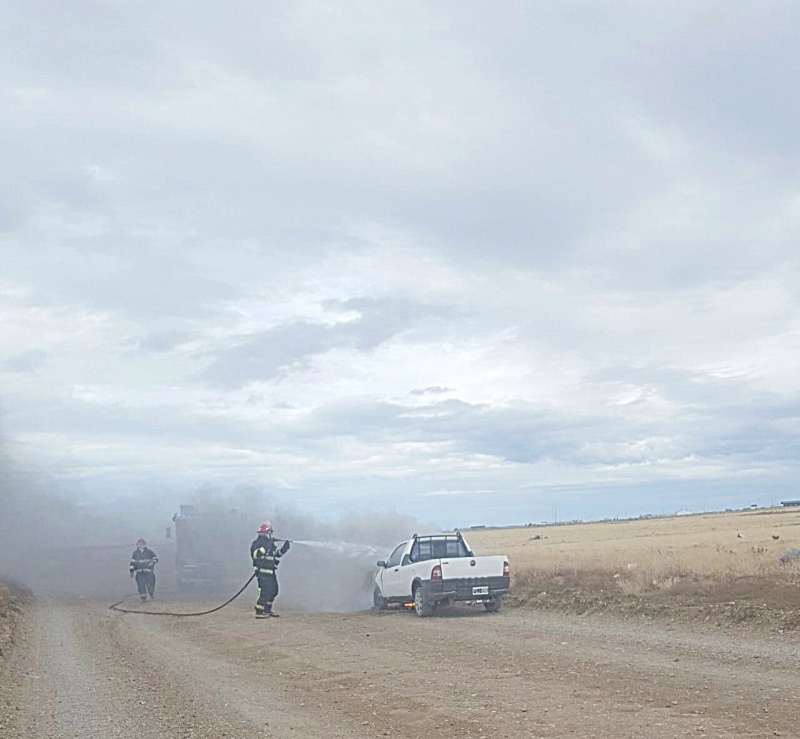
left=250, top=538, right=283, bottom=575
left=129, top=547, right=159, bottom=574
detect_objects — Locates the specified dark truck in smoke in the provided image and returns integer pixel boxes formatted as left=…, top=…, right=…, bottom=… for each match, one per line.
left=172, top=505, right=252, bottom=591
left=373, top=532, right=510, bottom=616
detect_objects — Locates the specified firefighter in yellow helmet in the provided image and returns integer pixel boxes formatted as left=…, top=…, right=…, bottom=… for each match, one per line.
left=250, top=523, right=290, bottom=618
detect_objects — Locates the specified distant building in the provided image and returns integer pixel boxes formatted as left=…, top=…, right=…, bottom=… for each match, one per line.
left=676, top=509, right=692, bottom=516
left=781, top=500, right=800, bottom=507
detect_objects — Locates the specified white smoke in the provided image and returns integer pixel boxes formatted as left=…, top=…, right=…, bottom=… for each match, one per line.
left=0, top=434, right=438, bottom=610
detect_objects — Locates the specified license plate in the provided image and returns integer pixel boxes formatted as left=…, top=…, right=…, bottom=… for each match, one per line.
left=472, top=586, right=489, bottom=596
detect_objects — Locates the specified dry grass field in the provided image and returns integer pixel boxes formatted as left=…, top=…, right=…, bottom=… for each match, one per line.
left=465, top=506, right=800, bottom=629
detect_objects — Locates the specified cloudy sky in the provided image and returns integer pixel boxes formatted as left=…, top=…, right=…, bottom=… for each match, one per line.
left=2, top=1, right=799, bottom=527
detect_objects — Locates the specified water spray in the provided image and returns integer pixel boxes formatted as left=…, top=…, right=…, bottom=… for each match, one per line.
left=265, top=537, right=385, bottom=559
left=284, top=539, right=384, bottom=559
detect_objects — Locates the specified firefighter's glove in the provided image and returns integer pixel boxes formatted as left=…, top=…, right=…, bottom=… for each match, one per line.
left=281, top=540, right=291, bottom=554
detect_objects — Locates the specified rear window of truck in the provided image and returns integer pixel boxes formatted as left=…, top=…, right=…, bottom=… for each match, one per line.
left=410, top=537, right=470, bottom=562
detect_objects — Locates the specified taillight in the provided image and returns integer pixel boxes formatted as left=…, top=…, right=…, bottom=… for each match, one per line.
left=431, top=564, right=442, bottom=580
left=503, top=560, right=510, bottom=577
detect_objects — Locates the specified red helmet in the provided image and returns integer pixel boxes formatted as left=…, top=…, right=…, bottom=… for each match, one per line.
left=137, top=538, right=146, bottom=546
left=258, top=522, right=274, bottom=535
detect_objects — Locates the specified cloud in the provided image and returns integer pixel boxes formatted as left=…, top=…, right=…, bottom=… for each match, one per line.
left=2, top=349, right=47, bottom=373
left=1, top=2, right=799, bottom=527
left=136, top=330, right=195, bottom=353
left=202, top=321, right=349, bottom=387
left=202, top=297, right=442, bottom=387
left=410, top=386, right=453, bottom=396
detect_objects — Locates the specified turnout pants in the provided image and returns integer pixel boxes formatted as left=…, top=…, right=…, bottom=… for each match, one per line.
left=255, top=573, right=279, bottom=614
left=135, top=571, right=156, bottom=598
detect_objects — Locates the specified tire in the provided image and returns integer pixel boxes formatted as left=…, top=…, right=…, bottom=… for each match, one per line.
left=484, top=596, right=502, bottom=613
left=413, top=585, right=434, bottom=617
left=373, top=587, right=387, bottom=611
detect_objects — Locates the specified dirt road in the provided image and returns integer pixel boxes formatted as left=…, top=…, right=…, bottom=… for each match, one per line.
left=2, top=597, right=799, bottom=738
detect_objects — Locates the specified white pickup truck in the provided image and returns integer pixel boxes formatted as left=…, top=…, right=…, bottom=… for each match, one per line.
left=373, top=532, right=510, bottom=616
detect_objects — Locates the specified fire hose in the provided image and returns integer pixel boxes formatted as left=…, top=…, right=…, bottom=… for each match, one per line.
left=109, top=572, right=256, bottom=617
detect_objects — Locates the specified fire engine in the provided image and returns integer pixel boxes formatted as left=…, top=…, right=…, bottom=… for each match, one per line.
left=172, top=504, right=251, bottom=591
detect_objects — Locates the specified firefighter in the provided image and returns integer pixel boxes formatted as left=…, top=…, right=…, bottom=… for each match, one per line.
left=129, top=538, right=158, bottom=601
left=250, top=522, right=290, bottom=618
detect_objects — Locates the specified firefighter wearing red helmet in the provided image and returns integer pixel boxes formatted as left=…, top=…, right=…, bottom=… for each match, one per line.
left=129, top=538, right=158, bottom=601
left=250, top=522, right=290, bottom=618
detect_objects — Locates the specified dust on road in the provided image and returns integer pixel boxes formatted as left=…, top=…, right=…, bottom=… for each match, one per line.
left=2, top=597, right=799, bottom=738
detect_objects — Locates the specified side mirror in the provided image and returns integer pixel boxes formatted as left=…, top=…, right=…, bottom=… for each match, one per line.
left=377, top=560, right=386, bottom=568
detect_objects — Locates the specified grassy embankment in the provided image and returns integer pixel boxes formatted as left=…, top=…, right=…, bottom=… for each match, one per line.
left=467, top=506, right=800, bottom=630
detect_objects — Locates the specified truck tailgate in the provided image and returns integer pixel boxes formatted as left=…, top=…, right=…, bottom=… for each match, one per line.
left=440, top=555, right=506, bottom=580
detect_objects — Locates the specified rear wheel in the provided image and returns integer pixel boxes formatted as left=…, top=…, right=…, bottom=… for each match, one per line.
left=484, top=596, right=502, bottom=612
left=413, top=585, right=434, bottom=617
left=373, top=587, right=387, bottom=611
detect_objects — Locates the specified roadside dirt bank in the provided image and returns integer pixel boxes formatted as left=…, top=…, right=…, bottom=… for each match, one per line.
left=509, top=570, right=800, bottom=632
left=0, top=577, right=32, bottom=662
left=2, top=595, right=800, bottom=738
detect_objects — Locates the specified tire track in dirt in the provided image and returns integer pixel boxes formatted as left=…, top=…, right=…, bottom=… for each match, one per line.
left=3, top=599, right=168, bottom=738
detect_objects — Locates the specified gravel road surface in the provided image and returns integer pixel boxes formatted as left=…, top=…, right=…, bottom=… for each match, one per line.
left=2, top=597, right=799, bottom=738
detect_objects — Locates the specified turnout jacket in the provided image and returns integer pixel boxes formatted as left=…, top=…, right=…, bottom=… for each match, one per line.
left=129, top=547, right=158, bottom=575
left=250, top=537, right=289, bottom=576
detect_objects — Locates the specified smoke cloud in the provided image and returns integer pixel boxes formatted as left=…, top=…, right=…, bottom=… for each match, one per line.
left=0, top=430, right=140, bottom=594
left=0, top=436, right=438, bottom=611
left=165, top=484, right=437, bottom=612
